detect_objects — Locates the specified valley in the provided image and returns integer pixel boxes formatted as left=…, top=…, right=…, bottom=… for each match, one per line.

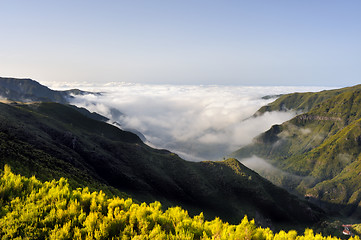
left=1, top=77, right=361, bottom=238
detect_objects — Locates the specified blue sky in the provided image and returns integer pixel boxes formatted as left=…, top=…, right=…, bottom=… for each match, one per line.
left=1, top=0, right=361, bottom=86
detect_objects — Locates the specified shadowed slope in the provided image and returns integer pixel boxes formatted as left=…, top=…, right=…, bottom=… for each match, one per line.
left=0, top=101, right=321, bottom=227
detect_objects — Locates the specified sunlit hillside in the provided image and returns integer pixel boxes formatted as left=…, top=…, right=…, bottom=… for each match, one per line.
left=0, top=165, right=356, bottom=240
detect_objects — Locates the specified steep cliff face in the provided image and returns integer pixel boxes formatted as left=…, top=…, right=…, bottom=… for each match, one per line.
left=233, top=86, right=361, bottom=217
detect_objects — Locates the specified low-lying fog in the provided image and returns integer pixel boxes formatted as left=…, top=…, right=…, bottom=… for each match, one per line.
left=47, top=82, right=328, bottom=161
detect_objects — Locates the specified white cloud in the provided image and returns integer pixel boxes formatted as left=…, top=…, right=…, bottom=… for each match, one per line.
left=300, top=128, right=312, bottom=135
left=239, top=155, right=315, bottom=188
left=67, top=83, right=329, bottom=161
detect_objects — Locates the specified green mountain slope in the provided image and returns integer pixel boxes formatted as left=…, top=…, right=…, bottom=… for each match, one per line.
left=256, top=84, right=361, bottom=114
left=233, top=85, right=361, bottom=217
left=0, top=101, right=321, bottom=227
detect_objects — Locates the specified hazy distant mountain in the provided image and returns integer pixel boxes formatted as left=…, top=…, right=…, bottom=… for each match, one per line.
left=0, top=77, right=95, bottom=103
left=0, top=77, right=149, bottom=140
left=233, top=84, right=361, bottom=218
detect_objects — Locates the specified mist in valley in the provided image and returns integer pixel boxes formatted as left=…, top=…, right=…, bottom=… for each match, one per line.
left=240, top=155, right=316, bottom=190
left=48, top=82, right=328, bottom=162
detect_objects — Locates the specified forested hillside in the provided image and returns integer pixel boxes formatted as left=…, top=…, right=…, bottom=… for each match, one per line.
left=0, top=166, right=355, bottom=239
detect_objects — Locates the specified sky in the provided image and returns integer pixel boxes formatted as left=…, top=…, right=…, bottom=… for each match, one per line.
left=1, top=0, right=361, bottom=86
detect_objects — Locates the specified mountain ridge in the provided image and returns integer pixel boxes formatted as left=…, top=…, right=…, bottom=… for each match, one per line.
left=256, top=84, right=361, bottom=115
left=0, top=77, right=96, bottom=103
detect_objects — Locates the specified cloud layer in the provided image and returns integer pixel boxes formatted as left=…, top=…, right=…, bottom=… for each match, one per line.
left=56, top=83, right=328, bottom=161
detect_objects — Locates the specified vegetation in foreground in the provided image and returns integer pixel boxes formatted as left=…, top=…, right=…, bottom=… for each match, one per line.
left=0, top=165, right=357, bottom=240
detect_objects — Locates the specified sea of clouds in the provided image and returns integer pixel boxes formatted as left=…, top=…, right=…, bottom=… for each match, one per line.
left=46, top=81, right=330, bottom=161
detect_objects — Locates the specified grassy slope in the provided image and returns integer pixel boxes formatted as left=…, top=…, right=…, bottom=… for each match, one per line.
left=233, top=85, right=361, bottom=216
left=257, top=84, right=361, bottom=114
left=0, top=101, right=321, bottom=227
